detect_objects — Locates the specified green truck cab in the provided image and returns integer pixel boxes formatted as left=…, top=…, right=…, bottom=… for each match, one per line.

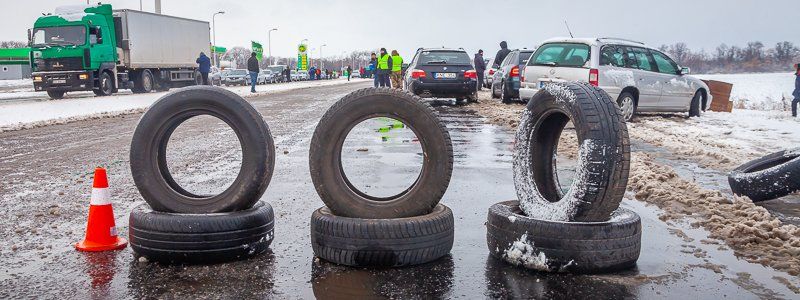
left=29, top=4, right=210, bottom=99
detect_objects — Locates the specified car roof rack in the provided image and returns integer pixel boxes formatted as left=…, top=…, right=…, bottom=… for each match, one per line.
left=597, top=37, right=645, bottom=45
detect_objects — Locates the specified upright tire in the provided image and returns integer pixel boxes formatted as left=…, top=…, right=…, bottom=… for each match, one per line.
left=130, top=86, right=275, bottom=213
left=309, top=88, right=453, bottom=219
left=486, top=201, right=641, bottom=274
left=513, top=82, right=630, bottom=222
left=688, top=90, right=702, bottom=117
left=310, top=204, right=454, bottom=267
left=728, top=149, right=800, bottom=202
left=129, top=201, right=274, bottom=264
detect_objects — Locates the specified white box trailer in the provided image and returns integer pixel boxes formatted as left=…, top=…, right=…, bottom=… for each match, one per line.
left=114, top=9, right=209, bottom=69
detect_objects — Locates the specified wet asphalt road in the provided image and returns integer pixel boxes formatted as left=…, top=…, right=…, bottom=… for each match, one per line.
left=0, top=82, right=797, bottom=299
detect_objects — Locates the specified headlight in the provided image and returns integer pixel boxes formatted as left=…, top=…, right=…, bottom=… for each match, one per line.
left=33, top=76, right=43, bottom=82
left=78, top=74, right=89, bottom=80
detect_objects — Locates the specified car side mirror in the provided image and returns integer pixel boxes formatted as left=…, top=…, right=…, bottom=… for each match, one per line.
left=680, top=67, right=690, bottom=75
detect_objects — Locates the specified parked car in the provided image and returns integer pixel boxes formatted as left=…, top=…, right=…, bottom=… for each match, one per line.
left=483, top=58, right=495, bottom=88
left=351, top=70, right=361, bottom=78
left=297, top=70, right=309, bottom=81
left=519, top=37, right=711, bottom=121
left=491, top=49, right=535, bottom=103
left=257, top=70, right=276, bottom=84
left=210, top=67, right=224, bottom=86
left=267, top=65, right=288, bottom=83
left=223, top=69, right=249, bottom=86
left=403, top=47, right=478, bottom=103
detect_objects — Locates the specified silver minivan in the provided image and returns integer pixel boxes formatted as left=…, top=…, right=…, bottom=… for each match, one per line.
left=519, top=37, right=711, bottom=120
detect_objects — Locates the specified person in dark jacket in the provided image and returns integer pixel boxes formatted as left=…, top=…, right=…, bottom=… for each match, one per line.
left=346, top=66, right=352, bottom=81
left=793, top=63, right=800, bottom=117
left=196, top=52, right=211, bottom=85
left=247, top=52, right=259, bottom=93
left=474, top=49, right=487, bottom=91
left=493, top=41, right=511, bottom=68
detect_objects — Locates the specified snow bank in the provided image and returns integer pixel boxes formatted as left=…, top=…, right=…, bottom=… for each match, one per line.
left=0, top=79, right=33, bottom=89
left=695, top=73, right=796, bottom=111
left=0, top=79, right=365, bottom=132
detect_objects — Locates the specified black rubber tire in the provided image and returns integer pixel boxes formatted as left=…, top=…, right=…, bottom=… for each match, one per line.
left=486, top=200, right=641, bottom=274
left=93, top=72, right=114, bottom=96
left=688, top=90, right=702, bottom=117
left=467, top=91, right=478, bottom=103
left=46, top=90, right=65, bottom=99
left=310, top=204, right=454, bottom=267
left=130, top=86, right=275, bottom=213
left=129, top=201, right=274, bottom=264
left=513, top=81, right=630, bottom=222
left=491, top=82, right=500, bottom=99
left=501, top=81, right=512, bottom=103
left=309, top=88, right=453, bottom=219
left=728, top=149, right=800, bottom=202
left=132, top=70, right=154, bottom=94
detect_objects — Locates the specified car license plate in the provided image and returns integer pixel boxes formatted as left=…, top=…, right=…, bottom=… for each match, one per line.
left=434, top=73, right=456, bottom=79
left=53, top=79, right=66, bottom=84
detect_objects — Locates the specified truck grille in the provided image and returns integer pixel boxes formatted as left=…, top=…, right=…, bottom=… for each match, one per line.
left=36, top=58, right=84, bottom=71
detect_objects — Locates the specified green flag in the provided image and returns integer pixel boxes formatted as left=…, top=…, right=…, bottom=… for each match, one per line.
left=251, top=41, right=263, bottom=61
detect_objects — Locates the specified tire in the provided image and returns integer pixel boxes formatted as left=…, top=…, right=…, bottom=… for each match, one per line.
left=309, top=88, right=453, bottom=219
left=501, top=81, right=512, bottom=103
left=129, top=201, right=274, bottom=264
left=616, top=92, right=637, bottom=122
left=513, top=82, right=630, bottom=222
left=46, top=90, right=65, bottom=99
left=486, top=200, right=640, bottom=273
left=93, top=72, right=114, bottom=96
left=491, top=82, right=500, bottom=99
left=310, top=204, right=454, bottom=267
left=688, top=90, right=702, bottom=117
left=728, top=149, right=800, bottom=202
left=132, top=70, right=154, bottom=93
left=467, top=91, right=478, bottom=103
left=130, top=86, right=275, bottom=213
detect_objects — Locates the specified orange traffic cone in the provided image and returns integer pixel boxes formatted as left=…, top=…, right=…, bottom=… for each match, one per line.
left=75, top=167, right=127, bottom=252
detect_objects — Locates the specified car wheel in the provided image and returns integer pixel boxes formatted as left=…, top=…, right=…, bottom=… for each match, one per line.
left=616, top=92, right=637, bottom=122
left=501, top=81, right=512, bottom=104
left=688, top=90, right=702, bottom=118
left=93, top=72, right=114, bottom=96
left=47, top=90, right=65, bottom=99
left=514, top=82, right=630, bottom=222
left=129, top=86, right=276, bottom=213
left=487, top=201, right=641, bottom=273
left=728, top=149, right=800, bottom=202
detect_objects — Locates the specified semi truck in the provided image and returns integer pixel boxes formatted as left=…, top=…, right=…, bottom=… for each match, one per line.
left=29, top=4, right=210, bottom=99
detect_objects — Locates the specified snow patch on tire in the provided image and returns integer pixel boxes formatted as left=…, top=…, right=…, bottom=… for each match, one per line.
left=502, top=233, right=574, bottom=272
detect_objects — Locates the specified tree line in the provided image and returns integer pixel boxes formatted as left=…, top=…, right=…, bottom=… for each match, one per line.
left=657, top=41, right=799, bottom=74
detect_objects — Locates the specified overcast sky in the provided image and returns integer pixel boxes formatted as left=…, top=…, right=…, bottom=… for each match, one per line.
left=4, top=0, right=798, bottom=59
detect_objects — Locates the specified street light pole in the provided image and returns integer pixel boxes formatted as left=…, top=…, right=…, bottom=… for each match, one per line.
left=319, top=44, right=326, bottom=70
left=212, top=11, right=225, bottom=68
left=267, top=28, right=277, bottom=66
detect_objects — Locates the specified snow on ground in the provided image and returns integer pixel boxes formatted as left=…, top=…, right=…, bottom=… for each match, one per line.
left=695, top=72, right=796, bottom=111
left=0, top=79, right=32, bottom=89
left=0, top=79, right=367, bottom=132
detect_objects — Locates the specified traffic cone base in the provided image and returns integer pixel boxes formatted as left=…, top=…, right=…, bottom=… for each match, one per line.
left=75, top=167, right=128, bottom=252
left=76, top=237, right=128, bottom=252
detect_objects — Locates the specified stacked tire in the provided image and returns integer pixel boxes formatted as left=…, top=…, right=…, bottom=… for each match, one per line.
left=128, top=86, right=276, bottom=264
left=486, top=82, right=641, bottom=273
left=308, top=88, right=455, bottom=267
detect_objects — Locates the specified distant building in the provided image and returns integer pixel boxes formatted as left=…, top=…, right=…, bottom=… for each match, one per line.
left=0, top=48, right=31, bottom=80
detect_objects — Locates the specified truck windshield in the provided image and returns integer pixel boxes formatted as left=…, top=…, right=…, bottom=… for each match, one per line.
left=32, top=26, right=86, bottom=47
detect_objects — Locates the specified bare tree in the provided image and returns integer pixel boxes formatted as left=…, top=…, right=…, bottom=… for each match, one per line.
left=0, top=41, right=27, bottom=48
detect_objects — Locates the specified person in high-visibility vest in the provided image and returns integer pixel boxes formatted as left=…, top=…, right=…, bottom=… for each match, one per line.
left=376, top=48, right=392, bottom=88
left=390, top=50, right=404, bottom=89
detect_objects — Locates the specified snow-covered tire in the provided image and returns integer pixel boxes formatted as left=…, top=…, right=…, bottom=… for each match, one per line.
left=513, top=82, right=630, bottom=222
left=486, top=200, right=640, bottom=274
left=728, top=149, right=800, bottom=202
left=130, top=86, right=275, bottom=213
left=309, top=88, right=453, bottom=219
left=129, top=201, right=274, bottom=264
left=310, top=204, right=454, bottom=267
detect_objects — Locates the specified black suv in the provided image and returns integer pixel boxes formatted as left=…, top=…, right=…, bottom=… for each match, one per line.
left=403, top=48, right=478, bottom=103
left=491, top=49, right=534, bottom=103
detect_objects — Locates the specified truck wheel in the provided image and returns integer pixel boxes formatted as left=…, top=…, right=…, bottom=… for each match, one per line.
left=514, top=82, right=630, bottom=222
left=47, top=90, right=65, bottom=99
left=93, top=72, right=114, bottom=96
left=133, top=70, right=154, bottom=93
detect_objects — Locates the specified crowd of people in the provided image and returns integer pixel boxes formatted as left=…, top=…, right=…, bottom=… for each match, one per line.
left=341, top=47, right=405, bottom=89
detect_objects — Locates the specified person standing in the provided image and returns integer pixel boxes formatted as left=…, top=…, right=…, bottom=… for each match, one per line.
left=377, top=48, right=392, bottom=88
left=316, top=68, right=322, bottom=80
left=390, top=50, right=403, bottom=89
left=284, top=68, right=291, bottom=82
left=369, top=53, right=378, bottom=87
left=346, top=65, right=352, bottom=81
left=793, top=63, right=800, bottom=117
left=474, top=49, right=487, bottom=91
left=196, top=52, right=211, bottom=85
left=247, top=52, right=259, bottom=93
left=493, top=41, right=511, bottom=68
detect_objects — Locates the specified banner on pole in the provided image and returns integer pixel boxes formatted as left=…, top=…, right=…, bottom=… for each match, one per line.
left=297, top=43, right=308, bottom=70
left=251, top=41, right=263, bottom=61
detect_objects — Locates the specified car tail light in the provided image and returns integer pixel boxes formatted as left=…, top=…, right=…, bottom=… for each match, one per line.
left=488, top=69, right=495, bottom=75
left=411, top=69, right=426, bottom=79
left=464, top=70, right=477, bottom=79
left=510, top=66, right=520, bottom=77
left=589, top=68, right=599, bottom=86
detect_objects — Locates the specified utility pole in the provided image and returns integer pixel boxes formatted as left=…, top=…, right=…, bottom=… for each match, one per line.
left=155, top=0, right=161, bottom=14
left=267, top=28, right=277, bottom=66
left=320, top=44, right=326, bottom=69
left=212, top=11, right=225, bottom=68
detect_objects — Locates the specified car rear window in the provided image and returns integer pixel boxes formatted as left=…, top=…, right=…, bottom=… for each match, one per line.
left=418, top=51, right=471, bottom=65
left=519, top=51, right=535, bottom=65
left=528, top=43, right=590, bottom=67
